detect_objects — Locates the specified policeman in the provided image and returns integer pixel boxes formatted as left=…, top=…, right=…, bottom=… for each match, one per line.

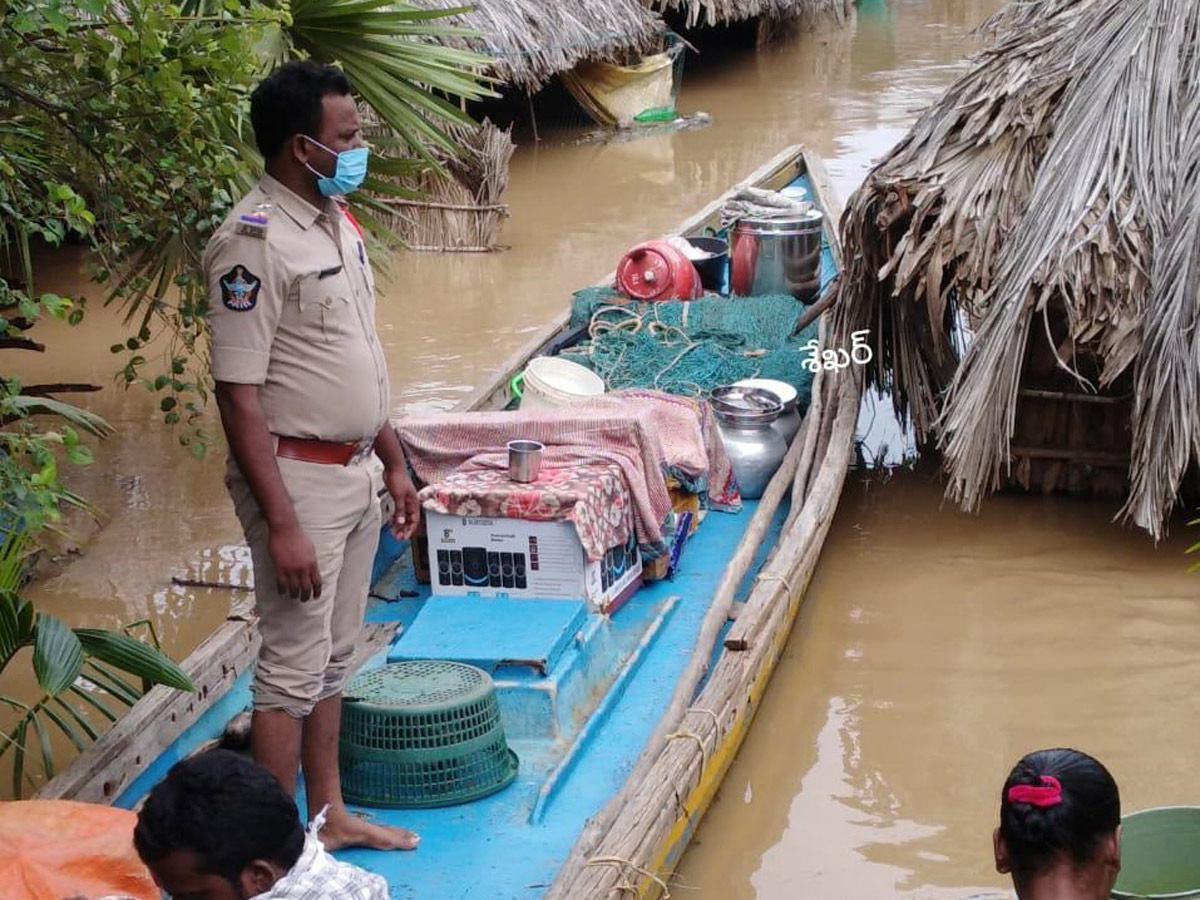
left=204, top=61, right=419, bottom=851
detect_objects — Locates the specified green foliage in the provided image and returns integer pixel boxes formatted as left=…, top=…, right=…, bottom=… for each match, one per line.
left=0, top=576, right=196, bottom=796
left=1, top=0, right=492, bottom=453
left=0, top=526, right=195, bottom=796
left=0, top=0, right=491, bottom=794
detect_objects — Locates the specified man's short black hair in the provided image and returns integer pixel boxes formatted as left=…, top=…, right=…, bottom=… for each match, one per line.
left=134, top=749, right=305, bottom=881
left=250, top=60, right=353, bottom=160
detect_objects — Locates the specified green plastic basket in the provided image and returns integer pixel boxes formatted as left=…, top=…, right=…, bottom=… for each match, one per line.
left=1112, top=806, right=1200, bottom=899
left=339, top=661, right=519, bottom=809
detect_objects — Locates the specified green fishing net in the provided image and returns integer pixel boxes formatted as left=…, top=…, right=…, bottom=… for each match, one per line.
left=561, top=287, right=818, bottom=409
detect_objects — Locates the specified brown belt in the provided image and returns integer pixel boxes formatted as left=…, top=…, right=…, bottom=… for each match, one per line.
left=275, top=435, right=370, bottom=466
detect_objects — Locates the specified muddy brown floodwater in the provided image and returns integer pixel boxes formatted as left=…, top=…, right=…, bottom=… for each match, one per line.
left=676, top=472, right=1200, bottom=899
left=10, top=6, right=1198, bottom=895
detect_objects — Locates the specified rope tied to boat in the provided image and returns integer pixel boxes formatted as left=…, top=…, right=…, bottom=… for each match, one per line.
left=688, top=706, right=721, bottom=731
left=584, top=855, right=672, bottom=898
left=755, top=572, right=795, bottom=595
left=665, top=728, right=710, bottom=774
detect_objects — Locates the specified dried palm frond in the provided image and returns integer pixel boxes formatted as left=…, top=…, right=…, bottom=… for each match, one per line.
left=410, top=0, right=665, bottom=92
left=379, top=120, right=515, bottom=252
left=649, top=0, right=850, bottom=30
left=834, top=0, right=1200, bottom=539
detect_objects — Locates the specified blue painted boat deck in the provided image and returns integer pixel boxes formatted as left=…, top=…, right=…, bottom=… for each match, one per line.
left=116, top=169, right=838, bottom=900
left=337, top=496, right=787, bottom=900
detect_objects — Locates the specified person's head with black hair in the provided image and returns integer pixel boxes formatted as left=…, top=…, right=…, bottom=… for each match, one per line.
left=134, top=749, right=305, bottom=900
left=249, top=60, right=366, bottom=206
left=994, top=748, right=1122, bottom=900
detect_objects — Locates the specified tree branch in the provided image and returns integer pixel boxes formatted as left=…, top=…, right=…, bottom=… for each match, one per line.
left=0, top=336, right=45, bottom=352
left=21, top=383, right=101, bottom=396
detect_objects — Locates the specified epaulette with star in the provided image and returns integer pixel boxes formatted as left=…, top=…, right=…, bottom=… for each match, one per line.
left=235, top=201, right=273, bottom=239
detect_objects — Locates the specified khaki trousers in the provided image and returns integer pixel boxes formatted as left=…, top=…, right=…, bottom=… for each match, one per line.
left=227, top=455, right=382, bottom=717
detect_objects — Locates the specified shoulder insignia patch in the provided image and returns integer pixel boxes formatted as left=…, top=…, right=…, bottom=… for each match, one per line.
left=234, top=202, right=273, bottom=240
left=219, top=265, right=261, bottom=312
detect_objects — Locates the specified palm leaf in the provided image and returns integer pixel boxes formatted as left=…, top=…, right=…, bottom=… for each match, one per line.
left=0, top=529, right=34, bottom=596
left=5, top=395, right=110, bottom=437
left=32, top=613, right=83, bottom=696
left=75, top=629, right=194, bottom=692
left=0, top=592, right=23, bottom=667
left=288, top=0, right=495, bottom=164
left=41, top=699, right=92, bottom=753
left=27, top=704, right=57, bottom=778
left=51, top=695, right=101, bottom=743
left=67, top=683, right=119, bottom=723
left=10, top=719, right=28, bottom=798
left=81, top=661, right=142, bottom=706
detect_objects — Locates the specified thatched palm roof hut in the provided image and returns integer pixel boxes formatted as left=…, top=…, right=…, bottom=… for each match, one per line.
left=834, top=0, right=1200, bottom=539
left=649, top=0, right=851, bottom=29
left=411, top=0, right=666, bottom=92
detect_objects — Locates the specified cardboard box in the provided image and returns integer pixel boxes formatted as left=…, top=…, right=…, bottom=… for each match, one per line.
left=426, top=511, right=642, bottom=613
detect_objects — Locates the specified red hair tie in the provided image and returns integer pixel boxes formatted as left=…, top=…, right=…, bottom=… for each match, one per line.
left=1008, top=774, right=1063, bottom=807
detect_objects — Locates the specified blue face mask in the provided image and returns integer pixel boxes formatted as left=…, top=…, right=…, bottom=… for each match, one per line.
left=303, top=136, right=369, bottom=197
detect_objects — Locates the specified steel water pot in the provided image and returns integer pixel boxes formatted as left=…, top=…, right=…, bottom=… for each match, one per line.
left=711, top=386, right=788, bottom=500
left=729, top=210, right=824, bottom=303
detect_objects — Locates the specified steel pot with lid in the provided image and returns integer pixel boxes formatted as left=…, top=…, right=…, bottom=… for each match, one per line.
left=733, top=378, right=801, bottom=445
left=710, top=385, right=788, bottom=500
left=729, top=209, right=824, bottom=303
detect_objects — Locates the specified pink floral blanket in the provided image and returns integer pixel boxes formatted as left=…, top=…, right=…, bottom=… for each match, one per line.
left=396, top=389, right=741, bottom=561
left=421, top=461, right=634, bottom=562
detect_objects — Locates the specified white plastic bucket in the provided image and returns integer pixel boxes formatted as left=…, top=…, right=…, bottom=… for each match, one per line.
left=519, top=357, right=606, bottom=411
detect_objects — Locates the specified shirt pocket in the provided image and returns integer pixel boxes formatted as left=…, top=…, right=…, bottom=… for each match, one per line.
left=295, top=267, right=355, bottom=344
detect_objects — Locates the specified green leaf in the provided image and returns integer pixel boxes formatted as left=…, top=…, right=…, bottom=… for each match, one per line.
left=10, top=720, right=28, bottom=798
left=0, top=594, right=23, bottom=666
left=28, top=706, right=56, bottom=780
left=46, top=698, right=96, bottom=749
left=33, top=613, right=84, bottom=696
left=82, top=661, right=141, bottom=706
left=68, top=684, right=119, bottom=723
left=66, top=445, right=94, bottom=465
left=75, top=629, right=194, bottom=692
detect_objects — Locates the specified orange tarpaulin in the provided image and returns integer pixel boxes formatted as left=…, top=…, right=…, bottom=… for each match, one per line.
left=0, top=800, right=158, bottom=900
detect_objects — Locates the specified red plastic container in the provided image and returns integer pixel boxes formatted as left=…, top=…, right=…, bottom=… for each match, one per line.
left=615, top=240, right=702, bottom=301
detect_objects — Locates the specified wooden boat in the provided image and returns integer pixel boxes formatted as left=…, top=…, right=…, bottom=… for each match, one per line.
left=39, top=144, right=862, bottom=900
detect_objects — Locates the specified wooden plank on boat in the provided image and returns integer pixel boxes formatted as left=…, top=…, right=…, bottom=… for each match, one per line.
left=802, top=147, right=845, bottom=262
left=38, top=601, right=260, bottom=804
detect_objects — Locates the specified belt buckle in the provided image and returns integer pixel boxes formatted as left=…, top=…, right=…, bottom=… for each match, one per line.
left=348, top=437, right=375, bottom=466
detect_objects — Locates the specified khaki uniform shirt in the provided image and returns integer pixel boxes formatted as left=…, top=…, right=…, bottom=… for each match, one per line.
left=203, top=173, right=390, bottom=443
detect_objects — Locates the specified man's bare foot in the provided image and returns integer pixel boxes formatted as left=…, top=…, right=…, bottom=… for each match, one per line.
left=318, top=806, right=419, bottom=851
